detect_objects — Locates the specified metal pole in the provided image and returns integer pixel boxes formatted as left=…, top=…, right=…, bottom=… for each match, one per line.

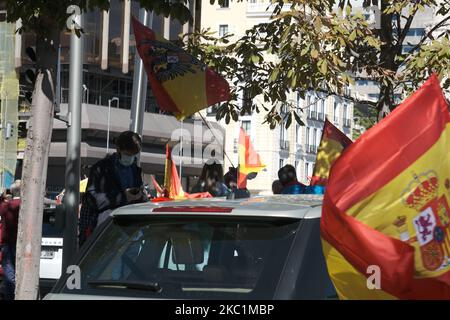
left=55, top=44, right=61, bottom=111
left=107, top=99, right=111, bottom=154
left=179, top=120, right=183, bottom=178
left=130, top=8, right=152, bottom=137
left=107, top=97, right=118, bottom=154
left=63, top=10, right=83, bottom=271
left=1, top=93, right=6, bottom=192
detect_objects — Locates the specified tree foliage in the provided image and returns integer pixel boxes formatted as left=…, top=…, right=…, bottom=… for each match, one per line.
left=183, top=0, right=450, bottom=128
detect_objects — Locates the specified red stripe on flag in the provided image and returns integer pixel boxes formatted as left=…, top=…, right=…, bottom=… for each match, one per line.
left=322, top=119, right=353, bottom=147
left=205, top=67, right=230, bottom=106
left=327, top=74, right=450, bottom=211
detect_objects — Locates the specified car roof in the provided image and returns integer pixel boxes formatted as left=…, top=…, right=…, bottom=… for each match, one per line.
left=111, top=194, right=323, bottom=220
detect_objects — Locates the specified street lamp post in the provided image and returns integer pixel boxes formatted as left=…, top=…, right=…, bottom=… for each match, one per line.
left=107, top=97, right=119, bottom=154
left=63, top=8, right=83, bottom=271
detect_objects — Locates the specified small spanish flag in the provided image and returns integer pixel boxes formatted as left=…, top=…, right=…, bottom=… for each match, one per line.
left=132, top=16, right=230, bottom=120
left=238, top=128, right=266, bottom=189
left=321, top=74, right=450, bottom=299
left=310, top=119, right=353, bottom=186
left=162, top=144, right=212, bottom=200
left=150, top=174, right=164, bottom=197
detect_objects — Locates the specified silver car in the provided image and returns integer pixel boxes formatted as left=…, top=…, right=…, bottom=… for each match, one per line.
left=45, top=194, right=336, bottom=300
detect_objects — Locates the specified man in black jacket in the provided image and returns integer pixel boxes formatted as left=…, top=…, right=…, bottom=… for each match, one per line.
left=79, top=131, right=146, bottom=246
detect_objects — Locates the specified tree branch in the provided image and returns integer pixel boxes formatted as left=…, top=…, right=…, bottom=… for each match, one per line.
left=407, top=14, right=450, bottom=54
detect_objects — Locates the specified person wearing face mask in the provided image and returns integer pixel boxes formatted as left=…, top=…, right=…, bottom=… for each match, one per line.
left=79, top=131, right=146, bottom=246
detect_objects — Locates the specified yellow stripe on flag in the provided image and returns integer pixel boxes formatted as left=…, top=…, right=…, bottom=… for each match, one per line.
left=162, top=70, right=207, bottom=120
left=321, top=239, right=397, bottom=300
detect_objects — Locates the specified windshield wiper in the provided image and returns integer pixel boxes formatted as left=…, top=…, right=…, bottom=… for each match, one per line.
left=88, top=280, right=162, bottom=292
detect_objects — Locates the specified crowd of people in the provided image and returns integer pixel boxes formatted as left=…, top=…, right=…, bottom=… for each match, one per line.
left=0, top=130, right=324, bottom=300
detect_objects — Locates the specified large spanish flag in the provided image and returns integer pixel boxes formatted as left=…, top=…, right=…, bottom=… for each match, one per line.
left=132, top=16, right=230, bottom=120
left=238, top=128, right=266, bottom=188
left=311, top=119, right=353, bottom=186
left=321, top=74, right=450, bottom=299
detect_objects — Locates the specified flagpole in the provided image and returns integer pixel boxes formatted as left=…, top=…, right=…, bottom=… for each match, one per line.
left=130, top=8, right=153, bottom=158
left=179, top=120, right=183, bottom=180
left=197, top=112, right=235, bottom=168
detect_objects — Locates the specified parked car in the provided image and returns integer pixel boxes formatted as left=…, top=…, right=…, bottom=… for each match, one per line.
left=45, top=194, right=337, bottom=300
left=39, top=207, right=64, bottom=297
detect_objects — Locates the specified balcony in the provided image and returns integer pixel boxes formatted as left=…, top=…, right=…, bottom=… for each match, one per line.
left=308, top=111, right=317, bottom=120
left=246, top=2, right=291, bottom=17
left=280, top=139, right=290, bottom=151
left=317, top=112, right=325, bottom=121
left=343, top=118, right=351, bottom=127
left=305, top=144, right=318, bottom=154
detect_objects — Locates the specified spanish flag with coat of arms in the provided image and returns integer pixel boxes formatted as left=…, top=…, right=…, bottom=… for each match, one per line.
left=132, top=16, right=230, bottom=120
left=321, top=74, right=450, bottom=299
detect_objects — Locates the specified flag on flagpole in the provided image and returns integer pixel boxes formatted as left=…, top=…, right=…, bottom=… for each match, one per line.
left=321, top=74, right=450, bottom=299
left=150, top=174, right=164, bottom=197
left=164, top=144, right=185, bottom=199
left=132, top=16, right=230, bottom=120
left=161, top=144, right=212, bottom=201
left=310, top=119, right=353, bottom=186
left=238, top=128, right=266, bottom=189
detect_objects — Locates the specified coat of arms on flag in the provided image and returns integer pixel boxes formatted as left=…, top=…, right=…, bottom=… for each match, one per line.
left=400, top=171, right=450, bottom=272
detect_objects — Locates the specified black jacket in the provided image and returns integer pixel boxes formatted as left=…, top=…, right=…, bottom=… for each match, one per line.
left=85, top=154, right=143, bottom=213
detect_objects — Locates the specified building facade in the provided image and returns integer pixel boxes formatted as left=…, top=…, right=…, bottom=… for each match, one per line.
left=200, top=0, right=354, bottom=192
left=7, top=0, right=224, bottom=196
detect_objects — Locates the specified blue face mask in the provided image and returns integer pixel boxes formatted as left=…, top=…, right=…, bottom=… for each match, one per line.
left=119, top=153, right=136, bottom=167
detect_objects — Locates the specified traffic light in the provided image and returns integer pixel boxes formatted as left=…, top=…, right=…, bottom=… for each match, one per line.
left=5, top=122, right=14, bottom=140
left=23, top=46, right=36, bottom=104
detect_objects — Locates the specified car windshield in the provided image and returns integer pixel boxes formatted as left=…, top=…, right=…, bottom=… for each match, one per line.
left=62, top=215, right=301, bottom=299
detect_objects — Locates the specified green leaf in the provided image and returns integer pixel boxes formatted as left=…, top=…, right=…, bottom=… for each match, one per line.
left=320, top=60, right=328, bottom=74
left=293, top=111, right=305, bottom=126
left=269, top=68, right=280, bottom=83
left=285, top=113, right=292, bottom=129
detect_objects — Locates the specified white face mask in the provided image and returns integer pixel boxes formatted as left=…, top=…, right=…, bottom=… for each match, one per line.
left=119, top=153, right=136, bottom=167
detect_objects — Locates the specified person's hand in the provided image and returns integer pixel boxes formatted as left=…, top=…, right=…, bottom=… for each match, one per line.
left=125, top=187, right=144, bottom=203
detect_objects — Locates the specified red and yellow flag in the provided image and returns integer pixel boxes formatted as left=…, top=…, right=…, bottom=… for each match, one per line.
left=132, top=16, right=230, bottom=120
left=163, top=144, right=212, bottom=200
left=238, top=128, right=266, bottom=188
left=311, top=119, right=353, bottom=186
left=321, top=74, right=450, bottom=299
left=150, top=174, right=164, bottom=197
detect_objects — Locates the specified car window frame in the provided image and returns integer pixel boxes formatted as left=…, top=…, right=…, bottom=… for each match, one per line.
left=51, top=214, right=302, bottom=298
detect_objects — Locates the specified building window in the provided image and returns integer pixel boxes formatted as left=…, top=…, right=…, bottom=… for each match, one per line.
left=305, top=162, right=310, bottom=180
left=296, top=123, right=302, bottom=145
left=219, top=0, right=230, bottom=8
left=219, top=24, right=229, bottom=37
left=279, top=158, right=285, bottom=170
left=305, top=127, right=310, bottom=146
left=316, top=129, right=322, bottom=148
left=241, top=120, right=251, bottom=135
left=334, top=102, right=340, bottom=124
left=319, top=99, right=325, bottom=120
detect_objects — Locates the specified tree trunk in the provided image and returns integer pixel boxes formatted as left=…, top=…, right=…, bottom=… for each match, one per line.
left=376, top=0, right=395, bottom=121
left=15, top=27, right=60, bottom=300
